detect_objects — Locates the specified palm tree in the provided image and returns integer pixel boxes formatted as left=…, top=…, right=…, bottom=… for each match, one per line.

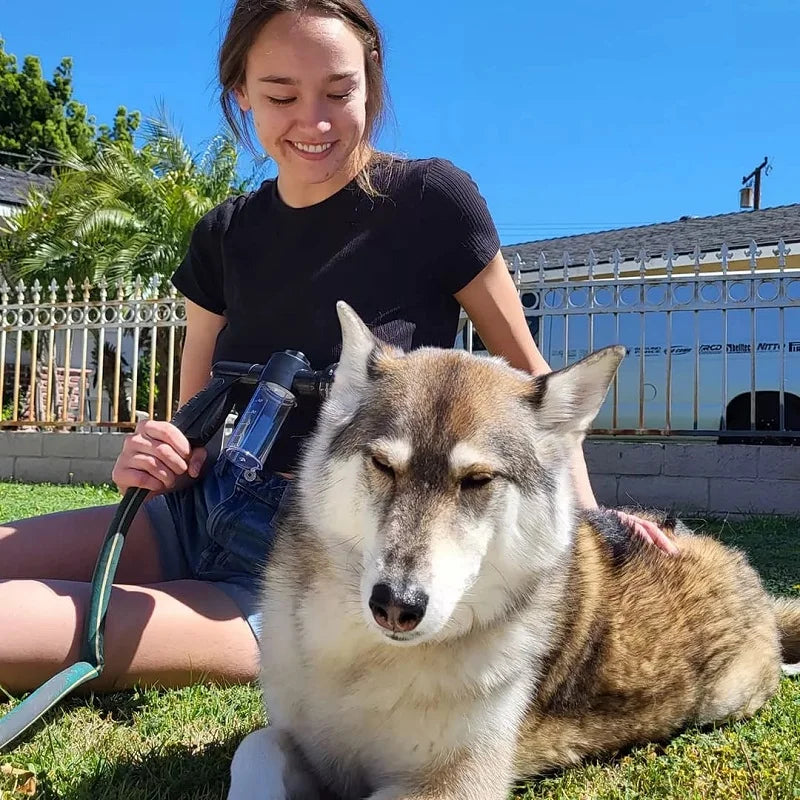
left=3, top=116, right=247, bottom=284
left=0, top=115, right=251, bottom=420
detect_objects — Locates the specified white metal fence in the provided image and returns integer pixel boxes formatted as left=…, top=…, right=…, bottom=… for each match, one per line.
left=462, top=239, right=800, bottom=441
left=0, top=276, right=185, bottom=429
left=2, top=237, right=799, bottom=439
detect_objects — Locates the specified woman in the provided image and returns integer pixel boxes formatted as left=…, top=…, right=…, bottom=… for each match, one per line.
left=0, top=0, right=675, bottom=694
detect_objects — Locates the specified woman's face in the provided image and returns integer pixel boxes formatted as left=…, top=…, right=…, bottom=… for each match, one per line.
left=236, top=11, right=370, bottom=205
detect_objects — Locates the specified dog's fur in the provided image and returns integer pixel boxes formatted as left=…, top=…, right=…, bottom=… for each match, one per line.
left=228, top=302, right=800, bottom=800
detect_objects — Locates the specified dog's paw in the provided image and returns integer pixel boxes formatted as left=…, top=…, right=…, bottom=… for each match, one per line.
left=227, top=727, right=289, bottom=800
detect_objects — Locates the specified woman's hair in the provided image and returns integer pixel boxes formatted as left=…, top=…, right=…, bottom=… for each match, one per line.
left=219, top=0, right=392, bottom=194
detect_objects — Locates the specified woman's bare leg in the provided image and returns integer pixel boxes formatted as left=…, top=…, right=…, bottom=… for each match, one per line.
left=0, top=502, right=259, bottom=692
left=0, top=502, right=165, bottom=584
left=0, top=578, right=259, bottom=693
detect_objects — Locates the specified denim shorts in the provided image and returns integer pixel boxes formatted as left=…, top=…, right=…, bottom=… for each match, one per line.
left=143, top=455, right=292, bottom=642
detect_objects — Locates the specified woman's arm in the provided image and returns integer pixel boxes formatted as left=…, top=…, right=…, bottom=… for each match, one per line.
left=173, top=299, right=228, bottom=479
left=179, top=299, right=227, bottom=405
left=454, top=251, right=679, bottom=555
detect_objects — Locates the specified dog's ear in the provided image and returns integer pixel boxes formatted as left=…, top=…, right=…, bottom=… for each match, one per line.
left=529, top=345, right=625, bottom=435
left=335, top=300, right=377, bottom=385
left=327, top=301, right=387, bottom=415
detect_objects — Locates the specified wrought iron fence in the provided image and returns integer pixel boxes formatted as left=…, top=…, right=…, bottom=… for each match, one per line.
left=3, top=237, right=799, bottom=438
left=463, top=239, right=800, bottom=441
left=1, top=276, right=185, bottom=430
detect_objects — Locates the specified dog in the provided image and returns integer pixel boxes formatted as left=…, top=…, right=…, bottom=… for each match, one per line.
left=227, top=301, right=800, bottom=800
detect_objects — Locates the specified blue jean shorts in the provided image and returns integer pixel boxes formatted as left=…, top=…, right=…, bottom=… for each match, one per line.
left=143, top=456, right=292, bottom=642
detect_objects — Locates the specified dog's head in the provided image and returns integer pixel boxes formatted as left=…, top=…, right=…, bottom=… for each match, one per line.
left=297, top=302, right=624, bottom=646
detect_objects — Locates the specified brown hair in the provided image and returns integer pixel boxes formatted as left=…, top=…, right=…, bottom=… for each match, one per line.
left=219, top=0, right=392, bottom=195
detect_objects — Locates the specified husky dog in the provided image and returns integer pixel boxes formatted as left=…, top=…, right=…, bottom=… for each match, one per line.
left=228, top=301, right=800, bottom=800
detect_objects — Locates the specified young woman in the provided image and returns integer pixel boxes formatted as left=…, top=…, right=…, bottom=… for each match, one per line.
left=0, top=0, right=676, bottom=695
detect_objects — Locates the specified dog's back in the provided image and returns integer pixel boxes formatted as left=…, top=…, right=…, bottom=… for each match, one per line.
left=516, top=511, right=785, bottom=775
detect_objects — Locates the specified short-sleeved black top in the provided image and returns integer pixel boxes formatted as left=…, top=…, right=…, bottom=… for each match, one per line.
left=171, top=156, right=500, bottom=473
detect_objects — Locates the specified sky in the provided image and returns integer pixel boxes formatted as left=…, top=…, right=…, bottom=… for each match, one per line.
left=2, top=0, right=799, bottom=247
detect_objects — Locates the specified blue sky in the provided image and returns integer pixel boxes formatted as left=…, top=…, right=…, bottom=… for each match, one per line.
left=2, top=0, right=798, bottom=246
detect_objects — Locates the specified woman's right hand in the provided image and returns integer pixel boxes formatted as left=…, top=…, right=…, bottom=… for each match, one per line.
left=112, top=419, right=208, bottom=495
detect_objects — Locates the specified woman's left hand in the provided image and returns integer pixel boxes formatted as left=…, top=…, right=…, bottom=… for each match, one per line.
left=610, top=509, right=680, bottom=556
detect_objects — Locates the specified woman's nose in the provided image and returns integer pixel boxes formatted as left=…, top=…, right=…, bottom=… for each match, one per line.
left=296, top=98, right=332, bottom=135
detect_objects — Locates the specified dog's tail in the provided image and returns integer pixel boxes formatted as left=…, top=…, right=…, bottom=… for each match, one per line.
left=773, top=596, right=800, bottom=666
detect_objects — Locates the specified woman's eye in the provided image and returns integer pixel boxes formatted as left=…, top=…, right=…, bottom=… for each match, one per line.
left=267, top=97, right=295, bottom=106
left=460, top=473, right=494, bottom=491
left=371, top=455, right=395, bottom=478
left=328, top=90, right=354, bottom=101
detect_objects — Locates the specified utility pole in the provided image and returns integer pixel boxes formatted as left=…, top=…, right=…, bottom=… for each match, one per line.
left=740, top=156, right=769, bottom=210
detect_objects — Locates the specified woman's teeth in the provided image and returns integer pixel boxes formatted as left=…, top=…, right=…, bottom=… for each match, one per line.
left=293, top=142, right=333, bottom=153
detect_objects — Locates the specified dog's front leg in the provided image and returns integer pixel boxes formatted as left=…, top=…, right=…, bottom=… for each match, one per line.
left=227, top=726, right=324, bottom=800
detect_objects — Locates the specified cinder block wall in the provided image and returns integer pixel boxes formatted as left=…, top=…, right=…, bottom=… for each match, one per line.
left=585, top=441, right=800, bottom=517
left=0, top=431, right=126, bottom=486
left=1, top=432, right=799, bottom=517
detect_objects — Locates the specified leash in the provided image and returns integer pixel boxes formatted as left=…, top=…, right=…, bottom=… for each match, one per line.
left=0, top=355, right=335, bottom=750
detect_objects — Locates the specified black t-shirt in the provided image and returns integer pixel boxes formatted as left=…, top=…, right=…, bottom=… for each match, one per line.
left=171, top=156, right=500, bottom=473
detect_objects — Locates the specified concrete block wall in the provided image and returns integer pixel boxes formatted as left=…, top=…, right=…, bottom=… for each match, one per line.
left=0, top=431, right=126, bottom=486
left=1, top=432, right=799, bottom=517
left=585, top=441, right=800, bottom=517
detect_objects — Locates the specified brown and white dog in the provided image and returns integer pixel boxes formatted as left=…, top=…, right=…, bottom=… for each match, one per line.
left=227, top=301, right=800, bottom=800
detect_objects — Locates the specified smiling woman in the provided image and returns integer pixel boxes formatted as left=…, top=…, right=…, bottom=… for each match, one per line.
left=0, top=0, right=674, bottom=706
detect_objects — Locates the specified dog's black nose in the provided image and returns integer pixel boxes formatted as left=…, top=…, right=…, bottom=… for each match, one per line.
left=369, top=582, right=428, bottom=633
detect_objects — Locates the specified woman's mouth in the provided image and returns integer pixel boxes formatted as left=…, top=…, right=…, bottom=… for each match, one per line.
left=290, top=141, right=336, bottom=160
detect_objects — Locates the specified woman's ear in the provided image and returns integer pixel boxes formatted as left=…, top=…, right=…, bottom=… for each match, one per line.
left=369, top=49, right=379, bottom=66
left=234, top=83, right=252, bottom=113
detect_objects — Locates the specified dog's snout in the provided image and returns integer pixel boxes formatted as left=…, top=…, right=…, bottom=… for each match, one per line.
left=369, top=582, right=428, bottom=633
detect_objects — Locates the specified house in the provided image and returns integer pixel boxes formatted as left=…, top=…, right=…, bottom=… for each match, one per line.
left=0, top=165, right=52, bottom=222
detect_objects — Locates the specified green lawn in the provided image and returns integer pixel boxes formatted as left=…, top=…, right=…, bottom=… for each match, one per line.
left=1, top=481, right=798, bottom=800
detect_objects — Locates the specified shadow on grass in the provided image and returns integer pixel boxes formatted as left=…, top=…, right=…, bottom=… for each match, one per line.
left=38, top=737, right=240, bottom=800
left=0, top=691, right=150, bottom=755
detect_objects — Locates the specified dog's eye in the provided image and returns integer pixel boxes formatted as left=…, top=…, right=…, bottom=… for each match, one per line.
left=460, top=473, right=494, bottom=491
left=371, top=455, right=395, bottom=478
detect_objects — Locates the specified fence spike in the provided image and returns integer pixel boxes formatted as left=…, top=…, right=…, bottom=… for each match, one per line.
left=536, top=251, right=547, bottom=282
left=635, top=247, right=650, bottom=278
left=663, top=244, right=676, bottom=278
left=561, top=250, right=572, bottom=281
left=611, top=248, right=622, bottom=279
left=773, top=239, right=791, bottom=268
left=586, top=248, right=597, bottom=280
left=692, top=244, right=706, bottom=275
left=746, top=239, right=761, bottom=272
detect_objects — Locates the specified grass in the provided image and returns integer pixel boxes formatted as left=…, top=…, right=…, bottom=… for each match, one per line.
left=1, top=481, right=798, bottom=799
